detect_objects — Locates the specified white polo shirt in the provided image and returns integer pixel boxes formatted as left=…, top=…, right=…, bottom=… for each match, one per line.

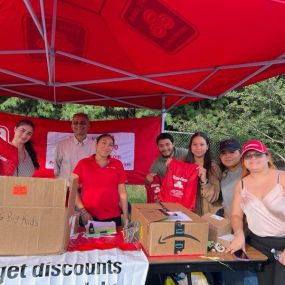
left=54, top=136, right=95, bottom=180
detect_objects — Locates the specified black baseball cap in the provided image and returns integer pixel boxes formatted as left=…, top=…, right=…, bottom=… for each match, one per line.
left=219, top=139, right=241, bottom=152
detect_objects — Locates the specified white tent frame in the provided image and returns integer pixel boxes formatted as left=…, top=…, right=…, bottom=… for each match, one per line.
left=0, top=1, right=284, bottom=131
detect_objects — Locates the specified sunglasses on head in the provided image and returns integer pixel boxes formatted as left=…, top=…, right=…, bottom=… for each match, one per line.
left=72, top=121, right=87, bottom=125
left=243, top=152, right=265, bottom=160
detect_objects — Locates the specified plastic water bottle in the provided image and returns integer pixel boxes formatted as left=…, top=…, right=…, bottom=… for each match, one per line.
left=88, top=223, right=95, bottom=234
left=271, top=248, right=282, bottom=261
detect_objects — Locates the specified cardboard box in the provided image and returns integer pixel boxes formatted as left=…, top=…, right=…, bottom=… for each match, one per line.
left=0, top=174, right=78, bottom=256
left=131, top=203, right=209, bottom=256
left=217, top=234, right=234, bottom=248
left=201, top=213, right=231, bottom=242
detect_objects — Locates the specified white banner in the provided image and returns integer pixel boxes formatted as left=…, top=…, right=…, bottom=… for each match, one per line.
left=0, top=249, right=149, bottom=285
left=46, top=132, right=135, bottom=170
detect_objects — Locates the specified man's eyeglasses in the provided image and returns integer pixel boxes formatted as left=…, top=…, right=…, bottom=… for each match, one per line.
left=72, top=121, right=88, bottom=125
left=243, top=152, right=265, bottom=160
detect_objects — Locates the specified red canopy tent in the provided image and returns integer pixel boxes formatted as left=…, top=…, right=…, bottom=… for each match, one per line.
left=0, top=0, right=285, bottom=113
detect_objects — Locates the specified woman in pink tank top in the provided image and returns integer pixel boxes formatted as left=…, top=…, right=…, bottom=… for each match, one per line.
left=227, top=140, right=285, bottom=285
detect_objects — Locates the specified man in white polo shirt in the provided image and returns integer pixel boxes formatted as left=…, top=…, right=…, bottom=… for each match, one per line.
left=54, top=112, right=95, bottom=180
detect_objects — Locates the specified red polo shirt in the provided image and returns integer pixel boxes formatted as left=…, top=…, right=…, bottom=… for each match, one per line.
left=73, top=155, right=126, bottom=219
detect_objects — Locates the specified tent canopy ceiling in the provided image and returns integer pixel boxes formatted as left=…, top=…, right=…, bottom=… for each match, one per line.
left=0, top=0, right=285, bottom=111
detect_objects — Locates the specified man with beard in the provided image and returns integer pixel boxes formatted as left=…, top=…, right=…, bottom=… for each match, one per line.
left=145, top=133, right=188, bottom=184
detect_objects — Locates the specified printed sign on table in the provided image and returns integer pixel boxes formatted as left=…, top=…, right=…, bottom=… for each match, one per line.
left=0, top=248, right=149, bottom=285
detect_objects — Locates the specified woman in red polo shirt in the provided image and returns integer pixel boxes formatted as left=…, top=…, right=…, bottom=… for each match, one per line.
left=74, top=133, right=128, bottom=227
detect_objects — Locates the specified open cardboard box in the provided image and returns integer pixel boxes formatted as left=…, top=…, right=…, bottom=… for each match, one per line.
left=201, top=212, right=231, bottom=242
left=0, top=174, right=78, bottom=256
left=131, top=203, right=209, bottom=256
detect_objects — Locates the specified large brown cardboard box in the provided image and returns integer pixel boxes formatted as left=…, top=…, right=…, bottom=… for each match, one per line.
left=201, top=213, right=231, bottom=242
left=0, top=174, right=78, bottom=255
left=131, top=203, right=209, bottom=256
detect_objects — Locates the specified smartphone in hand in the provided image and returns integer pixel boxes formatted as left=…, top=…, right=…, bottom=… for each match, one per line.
left=233, top=249, right=249, bottom=261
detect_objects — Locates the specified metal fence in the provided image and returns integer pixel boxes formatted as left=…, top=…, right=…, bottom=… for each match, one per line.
left=165, top=130, right=221, bottom=161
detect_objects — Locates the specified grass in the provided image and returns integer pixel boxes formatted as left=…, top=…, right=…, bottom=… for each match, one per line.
left=126, top=185, right=146, bottom=204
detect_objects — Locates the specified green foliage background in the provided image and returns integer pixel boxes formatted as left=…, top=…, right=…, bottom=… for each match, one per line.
left=0, top=76, right=284, bottom=163
left=169, top=76, right=285, bottom=164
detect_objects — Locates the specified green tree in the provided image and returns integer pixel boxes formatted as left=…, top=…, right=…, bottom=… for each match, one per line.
left=0, top=96, right=159, bottom=120
left=0, top=77, right=284, bottom=163
left=169, top=77, right=285, bottom=163
left=0, top=97, right=62, bottom=119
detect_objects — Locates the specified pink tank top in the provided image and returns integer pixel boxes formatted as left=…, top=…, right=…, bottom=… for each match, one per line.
left=240, top=173, right=285, bottom=237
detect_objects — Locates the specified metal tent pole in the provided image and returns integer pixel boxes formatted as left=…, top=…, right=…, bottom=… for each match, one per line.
left=161, top=94, right=166, bottom=132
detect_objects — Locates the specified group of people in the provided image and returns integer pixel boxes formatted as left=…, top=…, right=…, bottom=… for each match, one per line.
left=146, top=132, right=222, bottom=215
left=0, top=115, right=284, bottom=285
left=146, top=132, right=285, bottom=285
left=0, top=113, right=129, bottom=227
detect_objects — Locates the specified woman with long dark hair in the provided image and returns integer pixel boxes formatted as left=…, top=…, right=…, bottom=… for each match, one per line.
left=186, top=132, right=222, bottom=215
left=74, top=134, right=128, bottom=227
left=0, top=119, right=39, bottom=176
